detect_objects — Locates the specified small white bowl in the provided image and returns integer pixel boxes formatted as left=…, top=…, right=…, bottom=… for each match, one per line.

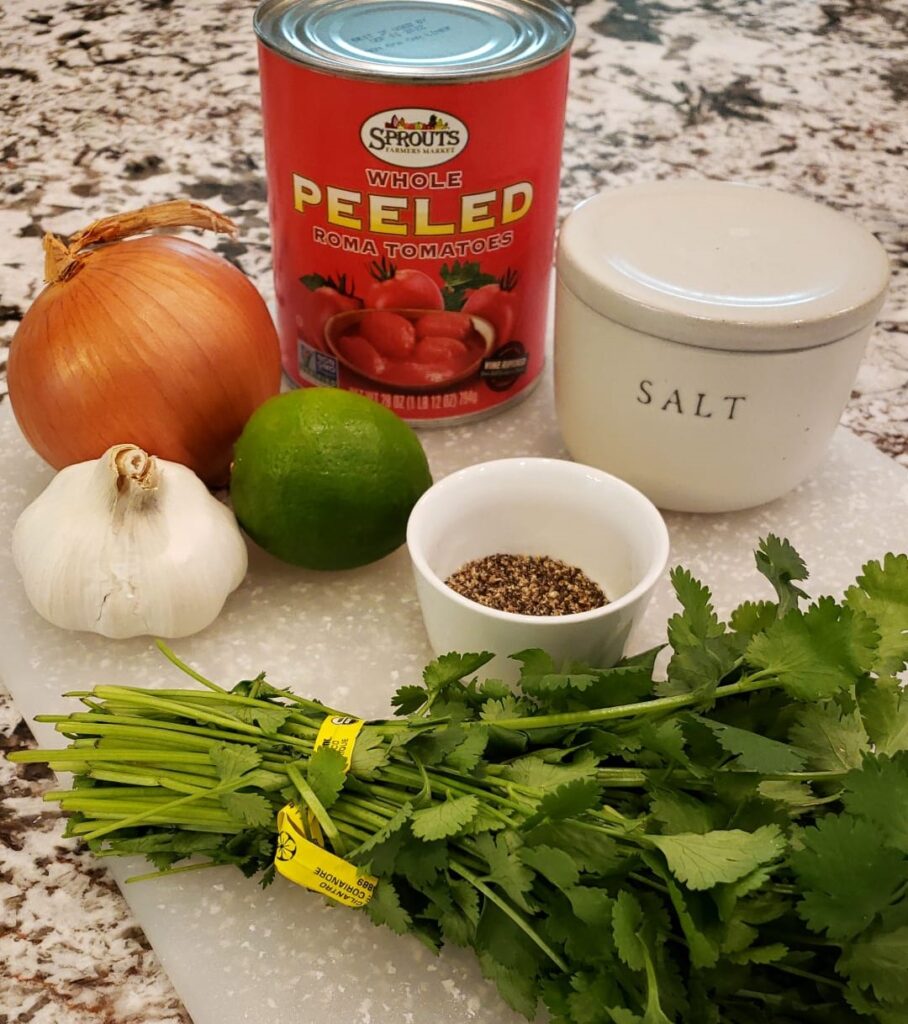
left=406, top=458, right=670, bottom=679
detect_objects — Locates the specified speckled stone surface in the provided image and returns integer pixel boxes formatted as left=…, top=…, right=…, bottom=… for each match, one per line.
left=0, top=0, right=906, bottom=1021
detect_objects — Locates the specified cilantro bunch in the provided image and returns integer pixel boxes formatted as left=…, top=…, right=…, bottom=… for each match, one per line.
left=11, top=537, right=908, bottom=1023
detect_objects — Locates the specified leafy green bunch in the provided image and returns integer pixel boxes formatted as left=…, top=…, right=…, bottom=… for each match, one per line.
left=11, top=537, right=908, bottom=1024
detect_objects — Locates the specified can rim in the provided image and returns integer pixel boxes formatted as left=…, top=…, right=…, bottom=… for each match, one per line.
left=254, top=0, right=575, bottom=82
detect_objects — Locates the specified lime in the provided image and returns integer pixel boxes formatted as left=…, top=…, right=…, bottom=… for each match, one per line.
left=230, top=388, right=432, bottom=570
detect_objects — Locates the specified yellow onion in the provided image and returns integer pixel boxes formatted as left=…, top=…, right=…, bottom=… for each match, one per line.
left=8, top=200, right=281, bottom=486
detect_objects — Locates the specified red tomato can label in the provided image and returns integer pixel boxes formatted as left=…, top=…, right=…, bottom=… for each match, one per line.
left=255, top=0, right=573, bottom=425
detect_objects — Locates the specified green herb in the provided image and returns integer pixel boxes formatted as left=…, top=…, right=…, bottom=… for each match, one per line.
left=11, top=537, right=908, bottom=1023
left=439, top=260, right=497, bottom=310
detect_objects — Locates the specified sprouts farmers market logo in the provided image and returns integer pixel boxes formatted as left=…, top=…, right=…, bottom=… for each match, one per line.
left=360, top=108, right=468, bottom=168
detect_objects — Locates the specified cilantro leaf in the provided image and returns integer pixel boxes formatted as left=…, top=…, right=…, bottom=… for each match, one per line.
left=438, top=879, right=480, bottom=946
left=651, top=826, right=785, bottom=891
left=476, top=901, right=543, bottom=975
left=569, top=974, right=626, bottom=1024
left=502, top=752, right=597, bottom=789
left=477, top=950, right=538, bottom=1019
left=574, top=650, right=661, bottom=710
left=564, top=885, right=614, bottom=929
left=411, top=795, right=479, bottom=841
left=755, top=534, right=809, bottom=615
left=842, top=754, right=908, bottom=854
left=729, top=600, right=778, bottom=639
left=756, top=780, right=818, bottom=806
left=479, top=695, right=524, bottom=723
left=790, top=813, right=905, bottom=939
left=526, top=821, right=628, bottom=875
left=391, top=685, right=427, bottom=716
left=233, top=703, right=290, bottom=733
left=349, top=802, right=412, bottom=866
left=423, top=651, right=494, bottom=696
left=519, top=845, right=580, bottom=889
left=513, top=649, right=598, bottom=698
left=691, top=715, right=807, bottom=773
left=536, top=778, right=602, bottom=822
left=348, top=726, right=388, bottom=776
left=788, top=702, right=870, bottom=770
left=845, top=553, right=908, bottom=674
left=613, top=889, right=646, bottom=970
left=649, top=788, right=716, bottom=835
left=444, top=727, right=489, bottom=772
left=306, top=746, right=347, bottom=810
left=858, top=676, right=908, bottom=755
left=395, top=839, right=448, bottom=887
left=663, top=568, right=734, bottom=699
left=407, top=724, right=472, bottom=766
left=219, top=791, right=274, bottom=828
left=636, top=719, right=689, bottom=767
left=746, top=599, right=879, bottom=700
left=838, top=926, right=908, bottom=1005
left=475, top=832, right=535, bottom=912
left=661, top=640, right=737, bottom=699
left=210, top=742, right=261, bottom=780
left=365, top=878, right=412, bottom=935
left=729, top=942, right=788, bottom=965
left=668, top=567, right=725, bottom=646
left=646, top=855, right=720, bottom=969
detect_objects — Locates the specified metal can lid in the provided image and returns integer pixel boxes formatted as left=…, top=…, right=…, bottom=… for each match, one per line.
left=254, top=0, right=574, bottom=81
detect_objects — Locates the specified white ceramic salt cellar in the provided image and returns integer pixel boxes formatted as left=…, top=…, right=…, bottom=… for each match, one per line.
left=555, top=181, right=890, bottom=512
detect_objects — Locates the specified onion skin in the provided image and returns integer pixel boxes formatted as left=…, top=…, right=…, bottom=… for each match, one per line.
left=9, top=234, right=281, bottom=486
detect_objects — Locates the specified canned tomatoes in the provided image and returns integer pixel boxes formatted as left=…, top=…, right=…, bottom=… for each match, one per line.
left=255, top=0, right=574, bottom=425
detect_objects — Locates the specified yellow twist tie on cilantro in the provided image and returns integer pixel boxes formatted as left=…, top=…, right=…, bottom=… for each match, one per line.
left=275, top=803, right=377, bottom=908
left=303, top=715, right=365, bottom=844
left=277, top=714, right=376, bottom=905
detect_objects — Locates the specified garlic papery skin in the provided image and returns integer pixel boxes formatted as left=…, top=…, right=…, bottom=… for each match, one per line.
left=12, top=444, right=248, bottom=639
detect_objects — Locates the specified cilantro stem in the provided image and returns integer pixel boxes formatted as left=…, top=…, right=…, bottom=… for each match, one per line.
left=80, top=775, right=254, bottom=841
left=126, top=859, right=221, bottom=883
left=42, top=711, right=294, bottom=751
left=286, top=764, right=346, bottom=856
left=9, top=748, right=214, bottom=765
left=475, top=674, right=779, bottom=732
left=758, top=770, right=847, bottom=781
left=449, top=859, right=568, bottom=971
left=155, top=640, right=226, bottom=692
left=765, top=963, right=845, bottom=990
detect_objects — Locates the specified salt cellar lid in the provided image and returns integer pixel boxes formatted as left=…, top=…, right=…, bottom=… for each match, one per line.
left=557, top=181, right=890, bottom=352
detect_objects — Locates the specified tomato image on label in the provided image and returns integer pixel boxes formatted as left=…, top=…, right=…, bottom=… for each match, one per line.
left=462, top=268, right=519, bottom=346
left=297, top=273, right=362, bottom=352
left=414, top=336, right=470, bottom=366
left=359, top=310, right=417, bottom=359
left=327, top=305, right=492, bottom=392
left=335, top=335, right=388, bottom=379
left=414, top=311, right=472, bottom=340
left=366, top=258, right=444, bottom=311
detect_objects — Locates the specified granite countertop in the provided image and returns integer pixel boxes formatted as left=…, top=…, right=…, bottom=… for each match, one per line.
left=0, top=0, right=905, bottom=1020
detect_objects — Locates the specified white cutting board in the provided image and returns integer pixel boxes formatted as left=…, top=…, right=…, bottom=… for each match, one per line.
left=1, top=381, right=907, bottom=1024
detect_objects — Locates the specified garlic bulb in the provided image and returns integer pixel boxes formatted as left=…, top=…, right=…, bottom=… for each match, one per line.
left=12, top=444, right=248, bottom=639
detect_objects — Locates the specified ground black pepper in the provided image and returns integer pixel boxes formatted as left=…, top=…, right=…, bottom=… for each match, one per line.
left=445, top=553, right=608, bottom=616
